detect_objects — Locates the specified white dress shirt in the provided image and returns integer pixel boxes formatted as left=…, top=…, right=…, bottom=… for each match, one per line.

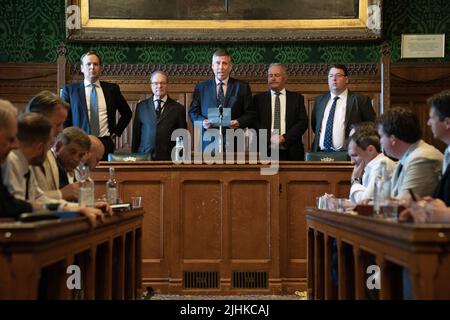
left=84, top=79, right=109, bottom=137
left=349, top=153, right=397, bottom=204
left=319, top=89, right=348, bottom=150
left=2, top=150, right=68, bottom=208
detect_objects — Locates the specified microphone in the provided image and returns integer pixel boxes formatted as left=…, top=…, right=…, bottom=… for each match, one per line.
left=218, top=104, right=223, bottom=116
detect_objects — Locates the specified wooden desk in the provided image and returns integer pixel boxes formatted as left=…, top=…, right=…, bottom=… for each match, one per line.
left=91, top=161, right=352, bottom=294
left=0, top=209, right=143, bottom=299
left=306, top=208, right=450, bottom=299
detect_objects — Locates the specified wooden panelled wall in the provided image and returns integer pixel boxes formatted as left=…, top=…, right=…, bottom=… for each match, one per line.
left=60, top=62, right=382, bottom=153
left=1, top=60, right=449, bottom=152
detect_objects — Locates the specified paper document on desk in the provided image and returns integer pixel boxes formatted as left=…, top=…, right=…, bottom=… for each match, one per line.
left=208, top=107, right=231, bottom=127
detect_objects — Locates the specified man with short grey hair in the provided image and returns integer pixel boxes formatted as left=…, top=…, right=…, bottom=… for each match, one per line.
left=253, top=63, right=308, bottom=160
left=0, top=99, right=33, bottom=219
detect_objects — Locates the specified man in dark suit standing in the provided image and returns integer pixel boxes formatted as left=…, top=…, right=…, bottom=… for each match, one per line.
left=311, top=64, right=375, bottom=152
left=61, top=51, right=132, bottom=160
left=253, top=63, right=308, bottom=161
left=427, top=90, right=450, bottom=205
left=132, top=71, right=187, bottom=160
left=189, top=49, right=255, bottom=151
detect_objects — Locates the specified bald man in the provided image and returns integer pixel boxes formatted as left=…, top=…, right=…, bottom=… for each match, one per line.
left=85, top=135, right=105, bottom=170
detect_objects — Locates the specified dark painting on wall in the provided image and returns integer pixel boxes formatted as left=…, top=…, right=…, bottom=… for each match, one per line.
left=90, top=0, right=359, bottom=20
left=68, top=0, right=382, bottom=42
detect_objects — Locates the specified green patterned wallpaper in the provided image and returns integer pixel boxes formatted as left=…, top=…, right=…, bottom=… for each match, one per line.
left=0, top=0, right=449, bottom=64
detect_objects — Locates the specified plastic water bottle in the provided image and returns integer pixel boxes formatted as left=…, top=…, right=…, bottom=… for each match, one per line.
left=78, top=164, right=95, bottom=208
left=374, top=161, right=391, bottom=215
left=175, top=136, right=184, bottom=161
left=106, top=167, right=119, bottom=204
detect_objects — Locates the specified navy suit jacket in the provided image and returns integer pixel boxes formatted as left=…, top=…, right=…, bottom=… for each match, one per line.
left=311, top=91, right=375, bottom=152
left=253, top=90, right=308, bottom=160
left=434, top=165, right=450, bottom=206
left=188, top=78, right=255, bottom=149
left=61, top=81, right=132, bottom=137
left=131, top=96, right=187, bottom=160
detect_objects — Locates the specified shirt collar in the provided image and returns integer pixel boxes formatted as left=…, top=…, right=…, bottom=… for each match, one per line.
left=399, top=140, right=421, bottom=165
left=331, top=88, right=348, bottom=101
left=215, top=78, right=229, bottom=86
left=84, top=79, right=101, bottom=88
left=153, top=95, right=167, bottom=103
left=271, top=88, right=286, bottom=96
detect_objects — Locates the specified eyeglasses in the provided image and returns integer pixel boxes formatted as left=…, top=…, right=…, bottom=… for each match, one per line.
left=328, top=73, right=346, bottom=79
left=151, top=82, right=167, bottom=86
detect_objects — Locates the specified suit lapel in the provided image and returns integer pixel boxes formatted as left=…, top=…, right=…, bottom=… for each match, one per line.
left=344, top=91, right=354, bottom=130
left=285, top=90, right=293, bottom=129
left=263, top=91, right=272, bottom=129
left=316, top=93, right=330, bottom=133
left=224, top=78, right=233, bottom=107
left=157, top=98, right=172, bottom=124
left=78, top=82, right=89, bottom=118
left=207, top=79, right=217, bottom=108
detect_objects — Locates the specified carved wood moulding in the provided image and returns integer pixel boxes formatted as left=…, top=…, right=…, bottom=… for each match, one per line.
left=70, top=63, right=379, bottom=79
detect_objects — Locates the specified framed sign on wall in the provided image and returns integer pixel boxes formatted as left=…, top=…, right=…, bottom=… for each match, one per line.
left=66, top=0, right=382, bottom=42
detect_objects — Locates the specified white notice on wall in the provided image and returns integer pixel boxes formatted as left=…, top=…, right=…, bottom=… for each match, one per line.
left=401, top=34, right=445, bottom=58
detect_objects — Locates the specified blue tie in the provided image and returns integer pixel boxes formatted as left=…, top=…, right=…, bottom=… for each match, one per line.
left=89, top=84, right=100, bottom=136
left=323, top=96, right=340, bottom=151
left=217, top=81, right=225, bottom=107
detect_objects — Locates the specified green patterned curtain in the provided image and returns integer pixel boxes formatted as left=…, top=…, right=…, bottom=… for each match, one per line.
left=1, top=0, right=449, bottom=64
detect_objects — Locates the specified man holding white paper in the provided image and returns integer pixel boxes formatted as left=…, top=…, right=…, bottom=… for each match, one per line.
left=189, top=49, right=256, bottom=151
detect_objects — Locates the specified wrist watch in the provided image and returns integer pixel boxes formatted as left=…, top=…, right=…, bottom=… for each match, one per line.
left=351, top=177, right=361, bottom=185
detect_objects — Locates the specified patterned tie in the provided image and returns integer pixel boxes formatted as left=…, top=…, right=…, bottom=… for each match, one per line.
left=217, top=81, right=225, bottom=107
left=273, top=91, right=281, bottom=132
left=155, top=99, right=162, bottom=119
left=323, top=96, right=340, bottom=151
left=89, top=84, right=100, bottom=136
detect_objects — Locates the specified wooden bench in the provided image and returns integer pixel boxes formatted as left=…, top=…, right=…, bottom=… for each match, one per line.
left=0, top=209, right=143, bottom=299
left=306, top=207, right=450, bottom=299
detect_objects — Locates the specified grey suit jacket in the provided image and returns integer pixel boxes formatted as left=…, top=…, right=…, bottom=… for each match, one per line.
left=31, top=150, right=62, bottom=199
left=391, top=140, right=443, bottom=198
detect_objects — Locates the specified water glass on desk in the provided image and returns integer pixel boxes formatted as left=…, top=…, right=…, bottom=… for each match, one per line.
left=382, top=199, right=400, bottom=221
left=131, top=196, right=142, bottom=209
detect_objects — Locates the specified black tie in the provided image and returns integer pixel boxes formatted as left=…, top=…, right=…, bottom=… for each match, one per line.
left=396, top=163, right=403, bottom=180
left=274, top=92, right=281, bottom=132
left=218, top=81, right=225, bottom=107
left=24, top=171, right=30, bottom=200
left=155, top=99, right=162, bottom=119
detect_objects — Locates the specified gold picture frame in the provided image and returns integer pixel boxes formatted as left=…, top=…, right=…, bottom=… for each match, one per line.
left=66, top=0, right=382, bottom=42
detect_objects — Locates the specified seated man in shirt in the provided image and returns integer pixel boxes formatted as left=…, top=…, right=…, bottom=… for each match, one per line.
left=54, top=127, right=91, bottom=193
left=0, top=99, right=33, bottom=219
left=27, top=90, right=80, bottom=201
left=347, top=124, right=396, bottom=204
left=1, top=112, right=106, bottom=226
